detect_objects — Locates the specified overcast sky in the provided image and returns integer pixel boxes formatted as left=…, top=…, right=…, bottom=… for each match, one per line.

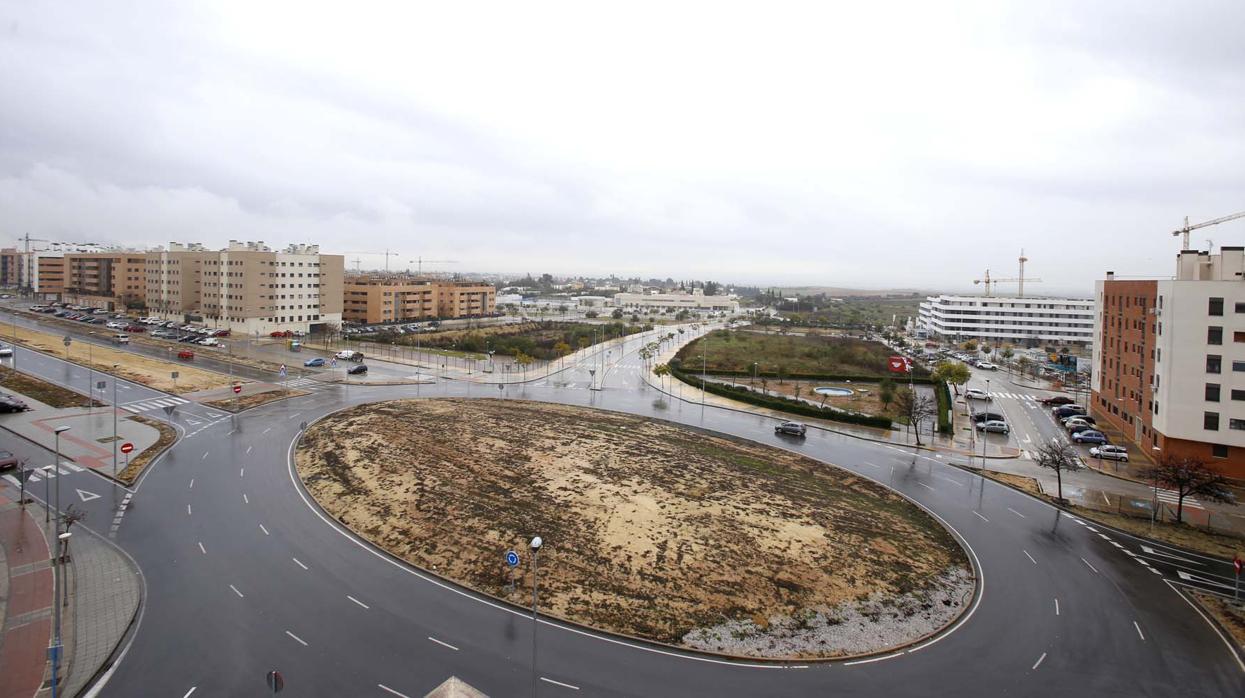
left=2, top=2, right=1243, bottom=294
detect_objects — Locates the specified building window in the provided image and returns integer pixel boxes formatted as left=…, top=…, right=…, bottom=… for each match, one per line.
left=1234, top=389, right=1245, bottom=401
left=1207, top=355, right=1222, bottom=373
left=1209, top=326, right=1223, bottom=345
left=1207, top=383, right=1221, bottom=402
left=1235, top=361, right=1245, bottom=372
left=1232, top=419, right=1245, bottom=431
left=1236, top=302, right=1245, bottom=313
left=1205, top=412, right=1220, bottom=430
left=1210, top=297, right=1224, bottom=316
left=1236, top=331, right=1245, bottom=343
left=1213, top=444, right=1229, bottom=458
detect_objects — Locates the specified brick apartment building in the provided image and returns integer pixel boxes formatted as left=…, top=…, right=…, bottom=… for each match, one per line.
left=343, top=276, right=496, bottom=324
left=1093, top=248, right=1245, bottom=480
left=63, top=252, right=149, bottom=310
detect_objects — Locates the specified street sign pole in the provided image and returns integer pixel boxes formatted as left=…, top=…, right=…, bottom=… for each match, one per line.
left=1235, top=557, right=1242, bottom=601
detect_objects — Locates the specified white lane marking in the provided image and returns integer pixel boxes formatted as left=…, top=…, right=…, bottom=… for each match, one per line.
left=1007, top=507, right=1026, bottom=518
left=933, top=474, right=964, bottom=487
left=285, top=630, right=308, bottom=646
left=262, top=427, right=271, bottom=434
left=230, top=584, right=244, bottom=598
left=1141, top=545, right=1204, bottom=566
left=1134, top=621, right=1145, bottom=641
left=1054, top=598, right=1060, bottom=616
left=845, top=652, right=905, bottom=666
left=292, top=557, right=308, bottom=570
left=246, top=445, right=253, bottom=454
left=972, top=511, right=989, bottom=522
left=2, top=474, right=20, bottom=488
left=917, top=482, right=935, bottom=491
left=187, top=504, right=191, bottom=516
left=540, top=678, right=580, bottom=691
left=198, top=541, right=206, bottom=554
left=243, top=493, right=249, bottom=504
left=1032, top=652, right=1047, bottom=670
left=860, top=461, right=881, bottom=468
left=189, top=478, right=194, bottom=489
left=183, top=689, right=197, bottom=698
left=201, top=451, right=209, bottom=460
left=427, top=636, right=458, bottom=650
left=259, top=523, right=270, bottom=536
left=240, top=468, right=245, bottom=478
left=1081, top=557, right=1099, bottom=574
left=1110, top=541, right=1124, bottom=549
left=378, top=685, right=411, bottom=698
left=1102, top=492, right=1110, bottom=505
left=348, top=595, right=370, bottom=609
left=1176, top=570, right=1239, bottom=591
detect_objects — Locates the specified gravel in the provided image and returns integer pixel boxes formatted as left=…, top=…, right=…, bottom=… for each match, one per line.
left=681, top=567, right=975, bottom=659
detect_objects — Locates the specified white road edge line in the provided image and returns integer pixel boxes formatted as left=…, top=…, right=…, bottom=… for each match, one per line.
left=378, top=684, right=411, bottom=698
left=1007, top=507, right=1026, bottom=518
left=285, top=630, right=308, bottom=646
left=427, top=636, right=458, bottom=650
left=183, top=689, right=197, bottom=698
left=1134, top=620, right=1145, bottom=641
left=540, top=677, right=580, bottom=691
left=844, top=651, right=905, bottom=666
left=1032, top=652, right=1046, bottom=670
left=1023, top=550, right=1037, bottom=565
left=230, top=584, right=243, bottom=598
left=1081, top=557, right=1099, bottom=574
left=292, top=557, right=308, bottom=570
left=1164, top=579, right=1245, bottom=674
left=972, top=511, right=989, bottom=522
left=347, top=595, right=370, bottom=609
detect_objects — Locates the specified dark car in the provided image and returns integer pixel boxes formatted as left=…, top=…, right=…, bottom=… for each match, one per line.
left=347, top=364, right=368, bottom=375
left=0, top=449, right=18, bottom=470
left=0, top=395, right=30, bottom=413
left=774, top=421, right=807, bottom=436
left=1041, top=395, right=1076, bottom=406
left=1072, top=429, right=1108, bottom=445
left=1053, top=405, right=1086, bottom=419
left=972, top=412, right=1006, bottom=423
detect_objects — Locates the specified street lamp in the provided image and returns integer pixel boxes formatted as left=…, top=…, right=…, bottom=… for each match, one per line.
left=530, top=536, right=543, bottom=698
left=50, top=425, right=70, bottom=698
left=981, top=379, right=990, bottom=469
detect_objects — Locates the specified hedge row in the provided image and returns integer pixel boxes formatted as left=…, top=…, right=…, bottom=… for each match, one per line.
left=667, top=360, right=894, bottom=430
left=935, top=380, right=952, bottom=434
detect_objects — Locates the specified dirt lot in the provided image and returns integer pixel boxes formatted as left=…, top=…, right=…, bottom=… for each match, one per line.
left=5, top=324, right=238, bottom=394
left=297, top=398, right=972, bottom=658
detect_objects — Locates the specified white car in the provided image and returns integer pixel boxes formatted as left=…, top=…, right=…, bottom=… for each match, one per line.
left=1089, top=445, right=1129, bottom=462
left=965, top=388, right=992, bottom=401
left=976, top=420, right=1010, bottom=434
left=106, top=321, right=127, bottom=329
left=975, top=361, right=997, bottom=370
left=0, top=345, right=12, bottom=357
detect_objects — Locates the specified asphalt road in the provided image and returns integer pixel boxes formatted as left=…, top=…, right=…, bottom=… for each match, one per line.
left=6, top=327, right=1244, bottom=696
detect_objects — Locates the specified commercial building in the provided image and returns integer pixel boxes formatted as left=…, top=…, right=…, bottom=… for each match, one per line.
left=1092, top=249, right=1245, bottom=480
left=612, top=288, right=739, bottom=312
left=145, top=241, right=344, bottom=335
left=63, top=251, right=148, bottom=310
left=342, top=276, right=495, bottom=324
left=918, top=294, right=1094, bottom=346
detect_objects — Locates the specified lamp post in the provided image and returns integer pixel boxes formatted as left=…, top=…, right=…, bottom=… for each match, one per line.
left=981, top=379, right=990, bottom=469
left=111, top=365, right=119, bottom=502
left=530, top=536, right=543, bottom=698
left=51, top=424, right=70, bottom=698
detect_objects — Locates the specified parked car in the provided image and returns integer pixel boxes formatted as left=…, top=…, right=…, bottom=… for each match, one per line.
left=271, top=330, right=293, bottom=338
left=335, top=350, right=364, bottom=362
left=1067, top=423, right=1097, bottom=436
left=1053, top=405, right=1086, bottom=419
left=304, top=357, right=326, bottom=367
left=774, top=421, right=807, bottom=436
left=971, top=411, right=1006, bottom=423
left=975, top=361, right=998, bottom=370
left=0, top=345, right=11, bottom=357
left=976, top=420, right=1010, bottom=434
left=197, top=337, right=219, bottom=347
left=106, top=321, right=127, bottom=329
left=1061, top=415, right=1096, bottom=427
left=347, top=364, right=368, bottom=375
left=0, top=395, right=30, bottom=413
left=0, top=449, right=17, bottom=470
left=1041, top=395, right=1076, bottom=406
left=965, top=388, right=991, bottom=401
left=124, top=325, right=145, bottom=332
left=1072, top=430, right=1108, bottom=444
left=1089, top=445, right=1129, bottom=462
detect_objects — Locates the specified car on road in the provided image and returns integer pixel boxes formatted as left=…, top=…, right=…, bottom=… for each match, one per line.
left=1072, top=429, right=1108, bottom=444
left=177, top=350, right=195, bottom=360
left=1041, top=395, right=1076, bottom=406
left=0, top=394, right=30, bottom=413
left=304, top=357, right=326, bottom=367
left=335, top=350, right=364, bottom=362
left=1089, top=445, right=1129, bottom=462
left=965, top=388, right=991, bottom=400
left=774, top=421, right=807, bottom=436
left=111, top=333, right=130, bottom=344
left=976, top=420, right=1010, bottom=434
left=271, top=330, right=293, bottom=338
left=975, top=361, right=998, bottom=370
left=0, top=450, right=18, bottom=470
left=0, top=345, right=11, bottom=357
left=347, top=364, right=368, bottom=375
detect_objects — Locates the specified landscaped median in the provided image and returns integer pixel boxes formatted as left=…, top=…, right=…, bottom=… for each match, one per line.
left=295, top=398, right=976, bottom=660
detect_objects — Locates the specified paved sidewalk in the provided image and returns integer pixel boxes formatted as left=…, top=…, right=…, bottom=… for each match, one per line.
left=0, top=389, right=161, bottom=477
left=0, top=493, right=53, bottom=698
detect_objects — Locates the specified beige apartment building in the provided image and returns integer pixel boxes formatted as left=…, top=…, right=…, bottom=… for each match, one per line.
left=63, top=252, right=148, bottom=310
left=146, top=241, right=344, bottom=335
left=343, top=276, right=495, bottom=324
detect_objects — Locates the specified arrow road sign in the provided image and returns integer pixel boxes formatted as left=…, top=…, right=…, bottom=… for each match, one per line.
left=76, top=488, right=100, bottom=503
left=120, top=442, right=134, bottom=454
left=505, top=550, right=519, bottom=567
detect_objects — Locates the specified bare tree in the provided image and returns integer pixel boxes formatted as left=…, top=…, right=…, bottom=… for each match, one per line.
left=1143, top=456, right=1235, bottom=523
left=1035, top=440, right=1082, bottom=503
left=895, top=388, right=936, bottom=446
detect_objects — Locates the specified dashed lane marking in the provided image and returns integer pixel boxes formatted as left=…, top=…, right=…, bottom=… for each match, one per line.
left=348, top=595, right=370, bottom=609
left=1134, top=621, right=1145, bottom=641
left=972, top=511, right=989, bottom=522
left=1032, top=652, right=1047, bottom=671
left=259, top=523, right=270, bottom=536
left=427, top=636, right=458, bottom=651
left=1007, top=507, right=1026, bottom=518
left=285, top=630, right=308, bottom=646
left=292, top=558, right=308, bottom=570
left=378, top=685, right=411, bottom=698
left=540, top=678, right=580, bottom=691
left=1081, top=557, right=1099, bottom=574
left=230, top=584, right=244, bottom=598
left=198, top=541, right=206, bottom=555
left=1023, top=550, right=1037, bottom=565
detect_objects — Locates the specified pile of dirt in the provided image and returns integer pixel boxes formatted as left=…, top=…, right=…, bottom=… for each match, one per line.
left=296, top=398, right=973, bottom=658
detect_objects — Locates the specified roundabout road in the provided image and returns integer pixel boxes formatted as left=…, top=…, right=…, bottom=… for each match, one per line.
left=15, top=329, right=1243, bottom=697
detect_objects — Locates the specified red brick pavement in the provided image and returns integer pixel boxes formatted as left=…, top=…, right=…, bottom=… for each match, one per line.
left=0, top=494, right=54, bottom=698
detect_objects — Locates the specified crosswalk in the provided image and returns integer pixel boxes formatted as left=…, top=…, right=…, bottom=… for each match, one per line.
left=284, top=377, right=330, bottom=391
left=989, top=392, right=1040, bottom=401
left=2, top=461, right=85, bottom=488
left=121, top=396, right=190, bottom=413
left=1154, top=487, right=1203, bottom=510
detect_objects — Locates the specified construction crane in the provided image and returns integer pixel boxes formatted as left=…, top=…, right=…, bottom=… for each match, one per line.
left=1172, top=211, right=1245, bottom=250
left=973, top=268, right=1043, bottom=297
left=408, top=257, right=459, bottom=276
left=342, top=249, right=401, bottom=273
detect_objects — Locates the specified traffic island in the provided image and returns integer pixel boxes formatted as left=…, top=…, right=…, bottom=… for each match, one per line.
left=295, top=398, right=975, bottom=660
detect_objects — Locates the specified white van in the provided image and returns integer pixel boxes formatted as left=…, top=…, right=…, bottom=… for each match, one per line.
left=112, top=333, right=130, bottom=344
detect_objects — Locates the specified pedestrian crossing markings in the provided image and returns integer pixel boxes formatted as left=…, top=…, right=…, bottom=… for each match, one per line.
left=121, top=396, right=190, bottom=413
left=2, top=462, right=84, bottom=487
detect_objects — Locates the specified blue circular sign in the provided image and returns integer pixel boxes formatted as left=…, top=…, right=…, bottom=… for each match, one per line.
left=505, top=550, right=519, bottom=567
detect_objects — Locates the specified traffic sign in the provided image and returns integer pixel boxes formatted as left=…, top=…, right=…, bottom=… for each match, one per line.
left=505, top=550, right=519, bottom=567
left=233, top=384, right=243, bottom=394
left=279, top=365, right=287, bottom=378
left=62, top=336, right=71, bottom=347
left=96, top=380, right=106, bottom=390
left=266, top=669, right=285, bottom=693
left=119, top=442, right=134, bottom=455
left=171, top=371, right=179, bottom=379
left=1235, top=558, right=1242, bottom=575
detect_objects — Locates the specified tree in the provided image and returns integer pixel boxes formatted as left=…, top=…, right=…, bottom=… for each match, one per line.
left=776, top=365, right=788, bottom=385
left=933, top=360, right=970, bottom=396
left=611, top=308, right=624, bottom=319
left=793, top=384, right=802, bottom=402
left=1016, top=355, right=1031, bottom=380
left=962, top=340, right=978, bottom=351
left=552, top=341, right=572, bottom=358
left=1035, top=440, right=1082, bottom=503
left=1000, top=347, right=1015, bottom=374
left=879, top=378, right=896, bottom=410
left=893, top=388, right=936, bottom=445
left=585, top=310, right=599, bottom=318
left=653, top=363, right=670, bottom=392
left=1143, top=456, right=1234, bottom=523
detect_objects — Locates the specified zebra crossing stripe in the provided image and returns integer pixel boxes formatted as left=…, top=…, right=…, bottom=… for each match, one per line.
left=63, top=463, right=84, bottom=472
left=2, top=474, right=21, bottom=488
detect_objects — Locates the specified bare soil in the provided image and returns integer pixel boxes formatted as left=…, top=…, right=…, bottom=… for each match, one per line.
left=296, top=398, right=972, bottom=658
left=203, top=388, right=309, bottom=412
left=116, top=415, right=176, bottom=484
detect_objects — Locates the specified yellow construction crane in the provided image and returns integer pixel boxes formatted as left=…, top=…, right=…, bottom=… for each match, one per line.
left=342, top=249, right=401, bottom=273
left=1172, top=211, right=1245, bottom=250
left=974, top=268, right=1043, bottom=297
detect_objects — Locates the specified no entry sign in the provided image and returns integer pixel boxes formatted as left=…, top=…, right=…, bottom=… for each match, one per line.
left=233, top=384, right=243, bottom=394
left=119, top=442, right=134, bottom=455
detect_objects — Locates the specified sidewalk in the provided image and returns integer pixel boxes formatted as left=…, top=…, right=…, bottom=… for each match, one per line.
left=0, top=390, right=162, bottom=478
left=0, top=482, right=142, bottom=698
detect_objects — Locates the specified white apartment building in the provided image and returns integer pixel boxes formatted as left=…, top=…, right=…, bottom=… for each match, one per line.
left=613, top=288, right=739, bottom=312
left=918, top=294, right=1094, bottom=346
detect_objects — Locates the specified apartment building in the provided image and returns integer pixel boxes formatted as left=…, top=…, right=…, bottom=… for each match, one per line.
left=63, top=252, right=148, bottom=310
left=35, top=255, right=65, bottom=299
left=343, top=276, right=495, bottom=324
left=0, top=248, right=18, bottom=288
left=1092, top=249, right=1245, bottom=480
left=918, top=294, right=1094, bottom=346
left=612, top=288, right=739, bottom=312
left=146, top=241, right=344, bottom=335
